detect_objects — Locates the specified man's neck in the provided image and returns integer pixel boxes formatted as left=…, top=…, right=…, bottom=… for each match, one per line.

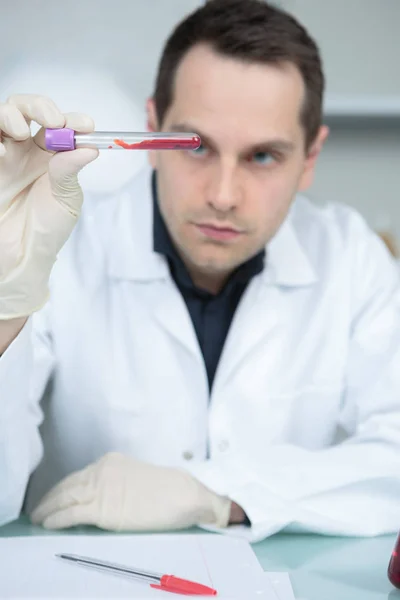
left=189, top=268, right=230, bottom=295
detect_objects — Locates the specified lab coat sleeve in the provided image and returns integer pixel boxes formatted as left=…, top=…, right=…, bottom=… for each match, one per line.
left=186, top=216, right=400, bottom=542
left=0, top=307, right=54, bottom=526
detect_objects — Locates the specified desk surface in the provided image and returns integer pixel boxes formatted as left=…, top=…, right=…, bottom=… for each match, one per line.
left=1, top=516, right=399, bottom=600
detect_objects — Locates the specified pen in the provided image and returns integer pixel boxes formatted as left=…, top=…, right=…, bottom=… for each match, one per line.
left=45, top=128, right=201, bottom=152
left=55, top=553, right=217, bottom=596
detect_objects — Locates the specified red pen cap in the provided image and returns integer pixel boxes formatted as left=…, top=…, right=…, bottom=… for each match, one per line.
left=151, top=574, right=217, bottom=595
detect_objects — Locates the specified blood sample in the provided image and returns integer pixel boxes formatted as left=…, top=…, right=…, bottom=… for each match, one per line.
left=45, top=128, right=201, bottom=152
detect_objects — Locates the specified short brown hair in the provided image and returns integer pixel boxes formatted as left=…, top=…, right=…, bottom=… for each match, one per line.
left=154, top=0, right=325, bottom=150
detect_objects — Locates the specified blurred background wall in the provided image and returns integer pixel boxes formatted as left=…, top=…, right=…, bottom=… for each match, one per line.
left=283, top=0, right=400, bottom=255
left=1, top=0, right=399, bottom=249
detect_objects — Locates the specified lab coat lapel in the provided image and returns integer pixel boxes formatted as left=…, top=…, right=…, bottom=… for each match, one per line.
left=214, top=213, right=318, bottom=389
left=151, top=277, right=203, bottom=360
left=107, top=166, right=202, bottom=360
left=213, top=275, right=283, bottom=390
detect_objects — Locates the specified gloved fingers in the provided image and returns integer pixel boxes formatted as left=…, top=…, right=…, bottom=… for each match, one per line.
left=48, top=146, right=99, bottom=183
left=6, top=94, right=65, bottom=130
left=0, top=102, right=31, bottom=157
left=38, top=110, right=99, bottom=194
left=34, top=111, right=95, bottom=151
left=0, top=102, right=31, bottom=141
left=63, top=112, right=95, bottom=133
left=47, top=146, right=98, bottom=215
left=42, top=504, right=97, bottom=530
left=30, top=467, right=93, bottom=524
left=47, top=463, right=93, bottom=498
left=30, top=482, right=93, bottom=525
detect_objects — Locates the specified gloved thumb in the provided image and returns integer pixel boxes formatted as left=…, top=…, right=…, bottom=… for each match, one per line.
left=48, top=147, right=99, bottom=216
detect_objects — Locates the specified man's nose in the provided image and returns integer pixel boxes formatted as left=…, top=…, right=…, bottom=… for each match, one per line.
left=207, top=160, right=241, bottom=214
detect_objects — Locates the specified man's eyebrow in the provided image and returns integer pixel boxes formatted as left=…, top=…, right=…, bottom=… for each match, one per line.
left=168, top=122, right=295, bottom=154
left=245, top=140, right=296, bottom=154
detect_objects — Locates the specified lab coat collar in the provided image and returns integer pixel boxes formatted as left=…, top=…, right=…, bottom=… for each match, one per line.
left=107, top=166, right=317, bottom=287
left=265, top=209, right=318, bottom=287
left=107, top=166, right=170, bottom=281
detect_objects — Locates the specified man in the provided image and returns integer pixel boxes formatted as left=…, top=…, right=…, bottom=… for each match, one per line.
left=1, top=0, right=400, bottom=541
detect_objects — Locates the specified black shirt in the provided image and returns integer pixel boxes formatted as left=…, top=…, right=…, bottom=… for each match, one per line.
left=152, top=173, right=265, bottom=391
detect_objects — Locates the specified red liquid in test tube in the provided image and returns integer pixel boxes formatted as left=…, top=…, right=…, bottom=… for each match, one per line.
left=45, top=128, right=201, bottom=152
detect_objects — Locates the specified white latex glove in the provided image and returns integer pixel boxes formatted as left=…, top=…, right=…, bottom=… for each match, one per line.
left=30, top=452, right=232, bottom=531
left=0, top=94, right=98, bottom=319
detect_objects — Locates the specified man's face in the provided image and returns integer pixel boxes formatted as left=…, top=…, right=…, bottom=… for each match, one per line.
left=148, top=44, right=327, bottom=291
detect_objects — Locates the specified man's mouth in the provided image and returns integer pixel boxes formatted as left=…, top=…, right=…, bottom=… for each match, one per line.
left=195, top=223, right=243, bottom=241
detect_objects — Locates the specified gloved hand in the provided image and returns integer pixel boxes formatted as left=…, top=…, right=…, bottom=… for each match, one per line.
left=0, top=94, right=98, bottom=320
left=30, top=452, right=232, bottom=531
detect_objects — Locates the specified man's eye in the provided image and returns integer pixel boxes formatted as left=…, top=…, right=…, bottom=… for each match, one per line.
left=189, top=143, right=208, bottom=156
left=251, top=151, right=275, bottom=165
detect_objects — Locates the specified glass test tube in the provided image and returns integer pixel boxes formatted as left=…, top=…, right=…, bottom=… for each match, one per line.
left=45, top=128, right=201, bottom=152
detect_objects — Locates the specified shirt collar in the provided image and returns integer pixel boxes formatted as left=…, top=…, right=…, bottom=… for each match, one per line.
left=263, top=206, right=317, bottom=287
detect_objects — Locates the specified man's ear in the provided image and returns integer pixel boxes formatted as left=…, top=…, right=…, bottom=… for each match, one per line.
left=146, top=98, right=159, bottom=168
left=146, top=97, right=158, bottom=132
left=298, top=125, right=329, bottom=191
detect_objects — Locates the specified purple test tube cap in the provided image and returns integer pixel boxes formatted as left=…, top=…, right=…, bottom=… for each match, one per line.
left=45, top=128, right=76, bottom=152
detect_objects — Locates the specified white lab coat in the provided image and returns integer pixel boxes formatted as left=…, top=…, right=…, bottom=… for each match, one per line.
left=1, top=165, right=400, bottom=541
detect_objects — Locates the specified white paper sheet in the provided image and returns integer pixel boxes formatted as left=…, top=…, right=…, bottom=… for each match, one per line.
left=0, top=534, right=283, bottom=599
left=266, top=573, right=295, bottom=600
